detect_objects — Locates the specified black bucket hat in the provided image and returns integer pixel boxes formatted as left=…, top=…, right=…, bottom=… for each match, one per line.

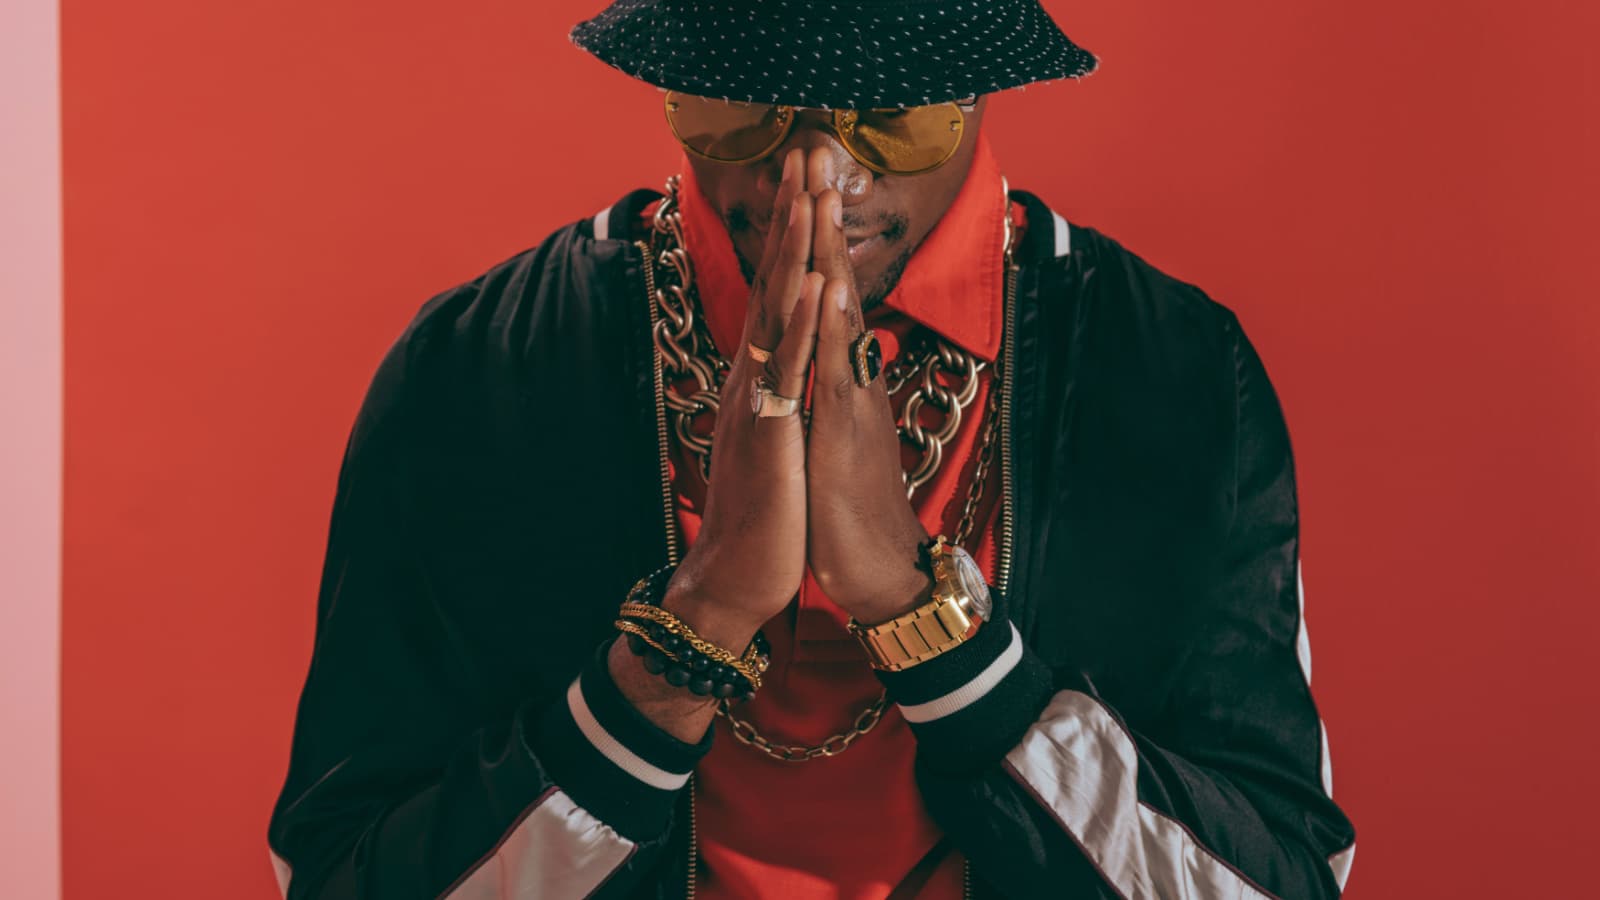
left=570, top=0, right=1099, bottom=110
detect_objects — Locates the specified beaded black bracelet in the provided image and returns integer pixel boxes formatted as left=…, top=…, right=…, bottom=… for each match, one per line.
left=615, top=564, right=771, bottom=701
left=621, top=625, right=760, bottom=700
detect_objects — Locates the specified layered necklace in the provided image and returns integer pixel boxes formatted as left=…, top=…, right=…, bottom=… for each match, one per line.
left=637, top=175, right=1014, bottom=762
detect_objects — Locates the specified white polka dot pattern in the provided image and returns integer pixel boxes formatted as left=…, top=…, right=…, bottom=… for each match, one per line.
left=569, top=0, right=1099, bottom=109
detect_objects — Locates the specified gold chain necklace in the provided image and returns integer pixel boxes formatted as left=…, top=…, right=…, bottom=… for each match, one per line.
left=639, top=175, right=1011, bottom=763
left=641, top=176, right=1019, bottom=900
left=645, top=176, right=990, bottom=499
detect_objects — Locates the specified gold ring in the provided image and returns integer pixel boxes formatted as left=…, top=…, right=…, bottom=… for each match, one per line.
left=747, top=343, right=774, bottom=364
left=750, top=378, right=802, bottom=418
left=850, top=331, right=883, bottom=387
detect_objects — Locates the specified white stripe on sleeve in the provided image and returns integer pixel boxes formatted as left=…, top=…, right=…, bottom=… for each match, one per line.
left=1297, top=561, right=1354, bottom=888
left=1052, top=209, right=1072, bottom=258
left=269, top=847, right=292, bottom=897
left=445, top=790, right=636, bottom=900
left=567, top=677, right=691, bottom=790
left=1005, top=690, right=1273, bottom=899
left=898, top=622, right=1024, bottom=723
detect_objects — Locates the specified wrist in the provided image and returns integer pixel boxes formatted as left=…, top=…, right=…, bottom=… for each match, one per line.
left=660, top=588, right=763, bottom=656
left=606, top=636, right=718, bottom=743
left=846, top=562, right=936, bottom=627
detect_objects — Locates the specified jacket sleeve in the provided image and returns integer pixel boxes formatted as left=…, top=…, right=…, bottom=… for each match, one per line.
left=266, top=331, right=708, bottom=899
left=876, top=313, right=1357, bottom=899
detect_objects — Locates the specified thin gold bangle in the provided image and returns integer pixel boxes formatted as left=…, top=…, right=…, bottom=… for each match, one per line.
left=617, top=603, right=746, bottom=665
left=613, top=619, right=763, bottom=693
left=617, top=603, right=766, bottom=690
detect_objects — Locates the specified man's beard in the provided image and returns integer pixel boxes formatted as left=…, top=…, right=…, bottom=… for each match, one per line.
left=727, top=206, right=914, bottom=311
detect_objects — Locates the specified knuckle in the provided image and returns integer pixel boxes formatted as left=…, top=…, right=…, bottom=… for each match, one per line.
left=831, top=371, right=855, bottom=403
left=775, top=305, right=796, bottom=332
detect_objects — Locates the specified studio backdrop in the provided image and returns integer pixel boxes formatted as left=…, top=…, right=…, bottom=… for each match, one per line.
left=0, top=0, right=1592, bottom=897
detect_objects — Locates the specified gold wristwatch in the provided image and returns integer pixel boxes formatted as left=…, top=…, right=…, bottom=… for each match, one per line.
left=848, top=536, right=994, bottom=672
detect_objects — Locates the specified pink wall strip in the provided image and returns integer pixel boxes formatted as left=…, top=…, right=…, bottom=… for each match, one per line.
left=0, top=0, right=63, bottom=897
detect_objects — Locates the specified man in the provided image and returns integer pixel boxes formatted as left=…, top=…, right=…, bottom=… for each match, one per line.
left=267, top=1, right=1356, bottom=897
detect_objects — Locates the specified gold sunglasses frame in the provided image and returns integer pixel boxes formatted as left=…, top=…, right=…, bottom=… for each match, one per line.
left=663, top=90, right=977, bottom=177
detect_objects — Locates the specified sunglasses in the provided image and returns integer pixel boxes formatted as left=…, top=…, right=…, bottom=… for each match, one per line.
left=664, top=90, right=975, bottom=176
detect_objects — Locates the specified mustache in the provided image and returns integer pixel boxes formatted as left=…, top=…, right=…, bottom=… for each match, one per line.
left=727, top=203, right=910, bottom=243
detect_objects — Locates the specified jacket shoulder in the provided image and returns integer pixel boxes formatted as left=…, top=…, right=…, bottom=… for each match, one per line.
left=1027, top=219, right=1261, bottom=515
left=380, top=189, right=662, bottom=403
left=1063, top=221, right=1242, bottom=340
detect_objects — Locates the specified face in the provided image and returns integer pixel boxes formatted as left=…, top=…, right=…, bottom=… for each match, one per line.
left=684, top=97, right=989, bottom=310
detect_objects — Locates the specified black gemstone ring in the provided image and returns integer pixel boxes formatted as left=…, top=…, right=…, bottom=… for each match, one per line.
left=850, top=331, right=883, bottom=387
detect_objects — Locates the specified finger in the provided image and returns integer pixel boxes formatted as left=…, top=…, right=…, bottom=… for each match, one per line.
left=806, top=146, right=835, bottom=198
left=810, top=189, right=859, bottom=316
left=752, top=148, right=807, bottom=294
left=746, top=191, right=814, bottom=355
left=741, top=150, right=805, bottom=353
left=813, top=277, right=860, bottom=415
left=811, top=190, right=871, bottom=405
left=766, top=272, right=825, bottom=402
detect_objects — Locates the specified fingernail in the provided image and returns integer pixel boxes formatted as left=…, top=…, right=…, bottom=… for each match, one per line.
left=834, top=283, right=848, bottom=310
left=831, top=201, right=842, bottom=229
left=790, top=200, right=801, bottom=226
left=782, top=151, right=796, bottom=182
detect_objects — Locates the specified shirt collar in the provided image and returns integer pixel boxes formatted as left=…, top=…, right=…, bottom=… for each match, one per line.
left=676, top=131, right=1009, bottom=363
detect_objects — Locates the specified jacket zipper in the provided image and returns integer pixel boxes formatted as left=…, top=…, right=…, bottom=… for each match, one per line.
left=637, top=239, right=699, bottom=899
left=997, top=253, right=1019, bottom=600
left=637, top=241, right=1019, bottom=900
left=953, top=253, right=1017, bottom=896
left=637, top=241, right=683, bottom=570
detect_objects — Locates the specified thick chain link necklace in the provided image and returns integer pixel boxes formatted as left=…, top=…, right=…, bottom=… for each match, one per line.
left=639, top=175, right=1011, bottom=763
left=644, top=176, right=992, bottom=497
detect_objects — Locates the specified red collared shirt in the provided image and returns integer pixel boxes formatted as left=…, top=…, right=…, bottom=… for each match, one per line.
left=663, top=132, right=1020, bottom=900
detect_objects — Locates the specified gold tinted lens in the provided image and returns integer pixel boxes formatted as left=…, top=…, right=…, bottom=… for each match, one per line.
left=840, top=104, right=966, bottom=175
left=664, top=92, right=793, bottom=164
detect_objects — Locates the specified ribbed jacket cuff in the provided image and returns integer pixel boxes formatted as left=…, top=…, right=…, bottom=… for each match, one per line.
left=875, top=618, right=1054, bottom=774
left=533, top=638, right=713, bottom=841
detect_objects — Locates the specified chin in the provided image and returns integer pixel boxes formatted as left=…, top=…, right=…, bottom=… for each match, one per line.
left=859, top=243, right=914, bottom=310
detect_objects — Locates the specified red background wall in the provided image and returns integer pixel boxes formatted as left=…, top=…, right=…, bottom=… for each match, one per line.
left=60, top=1, right=1599, bottom=897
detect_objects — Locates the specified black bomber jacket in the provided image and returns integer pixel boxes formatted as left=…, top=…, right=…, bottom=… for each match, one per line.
left=267, top=186, right=1357, bottom=899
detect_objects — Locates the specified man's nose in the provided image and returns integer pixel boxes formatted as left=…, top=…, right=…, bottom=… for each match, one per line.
left=760, top=113, right=874, bottom=208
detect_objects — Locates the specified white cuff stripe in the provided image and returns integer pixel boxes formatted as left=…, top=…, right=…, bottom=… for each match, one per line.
left=898, top=622, right=1024, bottom=724
left=565, top=678, right=690, bottom=791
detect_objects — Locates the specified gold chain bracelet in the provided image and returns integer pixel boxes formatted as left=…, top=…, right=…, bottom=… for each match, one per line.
left=616, top=603, right=769, bottom=690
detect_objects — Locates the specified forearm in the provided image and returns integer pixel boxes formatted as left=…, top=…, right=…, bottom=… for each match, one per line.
left=606, top=635, right=719, bottom=744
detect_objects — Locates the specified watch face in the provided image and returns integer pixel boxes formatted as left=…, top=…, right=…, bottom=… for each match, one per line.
left=951, top=547, right=992, bottom=621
